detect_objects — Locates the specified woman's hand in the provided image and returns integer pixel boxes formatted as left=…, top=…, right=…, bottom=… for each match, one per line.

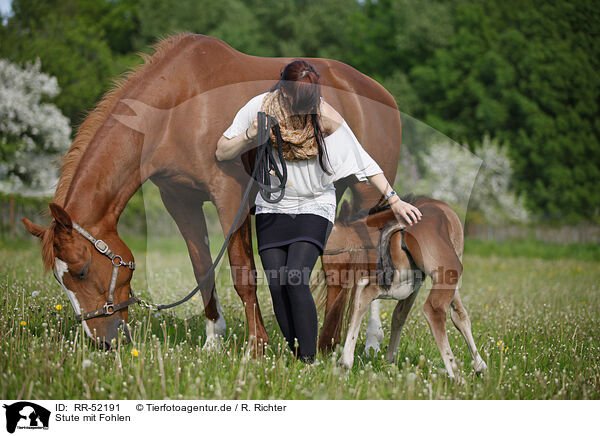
left=246, top=116, right=258, bottom=139
left=215, top=116, right=259, bottom=161
left=389, top=197, right=422, bottom=225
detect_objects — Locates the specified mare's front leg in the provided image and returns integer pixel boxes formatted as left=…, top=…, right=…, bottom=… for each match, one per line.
left=158, top=184, right=226, bottom=349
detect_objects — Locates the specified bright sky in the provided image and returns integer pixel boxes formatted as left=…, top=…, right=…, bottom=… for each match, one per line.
left=0, top=0, right=12, bottom=16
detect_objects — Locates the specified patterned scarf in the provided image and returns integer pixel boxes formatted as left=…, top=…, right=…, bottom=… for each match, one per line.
left=259, top=89, right=319, bottom=161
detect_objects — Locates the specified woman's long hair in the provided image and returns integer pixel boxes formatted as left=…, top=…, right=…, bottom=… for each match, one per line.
left=269, top=60, right=332, bottom=175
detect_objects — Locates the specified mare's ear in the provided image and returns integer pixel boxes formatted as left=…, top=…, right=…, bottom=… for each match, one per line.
left=22, top=218, right=46, bottom=238
left=49, top=203, right=72, bottom=230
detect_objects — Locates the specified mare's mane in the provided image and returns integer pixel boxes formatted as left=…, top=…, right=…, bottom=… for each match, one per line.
left=41, top=33, right=193, bottom=270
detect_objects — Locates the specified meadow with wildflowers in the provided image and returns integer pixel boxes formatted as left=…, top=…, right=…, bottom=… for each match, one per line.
left=1, top=236, right=599, bottom=400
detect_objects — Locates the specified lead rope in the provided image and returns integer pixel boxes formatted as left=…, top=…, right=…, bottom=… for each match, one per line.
left=136, top=112, right=287, bottom=312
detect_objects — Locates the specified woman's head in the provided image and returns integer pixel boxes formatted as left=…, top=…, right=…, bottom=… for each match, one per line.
left=273, top=60, right=321, bottom=115
left=269, top=59, right=331, bottom=175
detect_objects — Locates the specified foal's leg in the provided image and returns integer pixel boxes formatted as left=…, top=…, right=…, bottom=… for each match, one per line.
left=422, top=287, right=459, bottom=379
left=363, top=300, right=384, bottom=358
left=450, top=289, right=487, bottom=373
left=158, top=186, right=226, bottom=348
left=338, top=279, right=380, bottom=369
left=403, top=226, right=463, bottom=379
left=385, top=278, right=423, bottom=363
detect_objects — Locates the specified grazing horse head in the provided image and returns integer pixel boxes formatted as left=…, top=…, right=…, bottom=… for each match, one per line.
left=23, top=203, right=134, bottom=349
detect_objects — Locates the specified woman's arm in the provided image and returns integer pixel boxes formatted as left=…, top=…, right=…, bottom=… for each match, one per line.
left=367, top=173, right=422, bottom=225
left=320, top=100, right=423, bottom=225
left=215, top=117, right=258, bottom=161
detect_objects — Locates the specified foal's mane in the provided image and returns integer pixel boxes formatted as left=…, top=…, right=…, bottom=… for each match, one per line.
left=41, top=33, right=192, bottom=271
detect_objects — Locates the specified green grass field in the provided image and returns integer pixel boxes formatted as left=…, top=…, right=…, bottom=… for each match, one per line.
left=1, top=236, right=599, bottom=400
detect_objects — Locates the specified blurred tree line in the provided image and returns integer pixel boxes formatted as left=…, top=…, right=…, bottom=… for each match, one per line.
left=0, top=0, right=598, bottom=222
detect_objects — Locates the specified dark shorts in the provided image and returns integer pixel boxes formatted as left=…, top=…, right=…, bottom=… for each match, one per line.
left=255, top=213, right=333, bottom=255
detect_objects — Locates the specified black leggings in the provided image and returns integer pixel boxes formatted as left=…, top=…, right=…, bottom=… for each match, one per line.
left=259, top=241, right=321, bottom=362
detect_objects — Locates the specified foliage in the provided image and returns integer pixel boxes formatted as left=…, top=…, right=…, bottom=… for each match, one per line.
left=0, top=0, right=597, bottom=221
left=0, top=58, right=71, bottom=196
left=0, top=0, right=130, bottom=125
left=409, top=0, right=600, bottom=221
left=418, top=136, right=528, bottom=225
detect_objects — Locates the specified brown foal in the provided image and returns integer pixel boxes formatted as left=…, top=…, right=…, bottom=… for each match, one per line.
left=321, top=198, right=487, bottom=378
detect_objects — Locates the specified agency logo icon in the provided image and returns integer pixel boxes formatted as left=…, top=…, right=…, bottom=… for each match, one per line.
left=2, top=402, right=50, bottom=434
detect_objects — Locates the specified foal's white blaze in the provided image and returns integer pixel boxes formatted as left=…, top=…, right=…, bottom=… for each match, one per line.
left=54, top=258, right=93, bottom=339
left=204, top=292, right=226, bottom=349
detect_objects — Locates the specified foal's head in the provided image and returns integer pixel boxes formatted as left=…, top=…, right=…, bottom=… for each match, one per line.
left=23, top=203, right=134, bottom=349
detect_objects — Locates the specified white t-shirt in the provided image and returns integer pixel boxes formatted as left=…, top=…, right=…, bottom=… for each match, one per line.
left=222, top=92, right=383, bottom=223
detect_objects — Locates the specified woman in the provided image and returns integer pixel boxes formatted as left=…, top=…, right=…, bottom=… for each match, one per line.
left=215, top=60, right=422, bottom=363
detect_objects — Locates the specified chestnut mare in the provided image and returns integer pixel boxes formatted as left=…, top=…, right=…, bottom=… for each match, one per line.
left=22, top=33, right=401, bottom=349
left=320, top=198, right=487, bottom=378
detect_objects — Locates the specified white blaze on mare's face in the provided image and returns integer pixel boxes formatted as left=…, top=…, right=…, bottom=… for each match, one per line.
left=54, top=258, right=93, bottom=339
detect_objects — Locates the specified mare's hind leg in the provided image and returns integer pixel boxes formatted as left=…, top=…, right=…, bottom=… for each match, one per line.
left=210, top=179, right=268, bottom=353
left=385, top=277, right=423, bottom=363
left=319, top=280, right=348, bottom=352
left=338, top=279, right=380, bottom=369
left=158, top=185, right=226, bottom=348
left=450, top=289, right=487, bottom=373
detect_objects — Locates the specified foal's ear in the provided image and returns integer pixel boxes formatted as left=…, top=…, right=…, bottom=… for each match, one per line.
left=22, top=218, right=46, bottom=238
left=338, top=200, right=351, bottom=224
left=49, top=203, right=73, bottom=230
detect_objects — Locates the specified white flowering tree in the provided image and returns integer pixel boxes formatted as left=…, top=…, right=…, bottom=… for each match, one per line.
left=0, top=58, right=71, bottom=197
left=420, top=136, right=528, bottom=224
left=0, top=58, right=71, bottom=235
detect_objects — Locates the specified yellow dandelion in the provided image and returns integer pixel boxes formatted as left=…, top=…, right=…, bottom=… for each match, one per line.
left=487, top=286, right=494, bottom=292
left=55, top=304, right=62, bottom=311
left=20, top=321, right=27, bottom=327
left=381, top=312, right=388, bottom=319
left=576, top=266, right=583, bottom=272
left=131, top=349, right=139, bottom=357
left=497, top=340, right=503, bottom=346
left=504, top=347, right=508, bottom=353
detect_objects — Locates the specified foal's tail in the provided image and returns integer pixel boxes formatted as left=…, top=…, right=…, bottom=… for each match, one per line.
left=376, top=221, right=407, bottom=291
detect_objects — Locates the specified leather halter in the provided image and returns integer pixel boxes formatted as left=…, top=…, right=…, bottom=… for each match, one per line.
left=71, top=222, right=138, bottom=322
